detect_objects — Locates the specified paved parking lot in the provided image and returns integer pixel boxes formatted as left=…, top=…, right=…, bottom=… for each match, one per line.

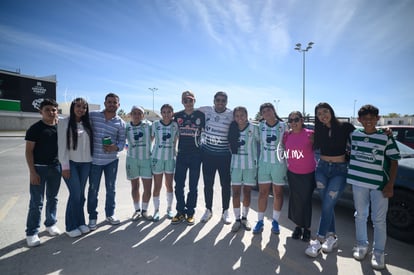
left=0, top=136, right=413, bottom=275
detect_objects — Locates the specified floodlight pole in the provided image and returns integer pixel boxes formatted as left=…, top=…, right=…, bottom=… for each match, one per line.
left=294, top=42, right=314, bottom=115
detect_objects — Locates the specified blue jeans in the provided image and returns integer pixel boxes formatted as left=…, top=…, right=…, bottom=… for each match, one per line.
left=87, top=159, right=119, bottom=219
left=63, top=161, right=91, bottom=231
left=353, top=185, right=388, bottom=253
left=26, top=164, right=61, bottom=236
left=174, top=153, right=202, bottom=216
left=315, top=159, right=348, bottom=238
left=202, top=152, right=231, bottom=211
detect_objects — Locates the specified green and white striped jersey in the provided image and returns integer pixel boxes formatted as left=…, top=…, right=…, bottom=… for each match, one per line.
left=258, top=120, right=287, bottom=164
left=125, top=120, right=152, bottom=160
left=347, top=129, right=401, bottom=190
left=231, top=123, right=260, bottom=169
left=151, top=120, right=179, bottom=160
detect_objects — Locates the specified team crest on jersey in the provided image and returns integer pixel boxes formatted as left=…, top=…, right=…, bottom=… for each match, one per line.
left=214, top=116, right=220, bottom=122
left=196, top=118, right=201, bottom=125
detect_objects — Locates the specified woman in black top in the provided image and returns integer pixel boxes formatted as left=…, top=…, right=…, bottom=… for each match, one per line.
left=305, top=102, right=355, bottom=257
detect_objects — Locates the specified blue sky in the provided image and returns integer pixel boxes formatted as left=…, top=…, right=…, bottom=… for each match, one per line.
left=1, top=0, right=413, bottom=118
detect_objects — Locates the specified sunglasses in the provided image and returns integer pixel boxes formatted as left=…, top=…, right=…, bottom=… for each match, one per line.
left=288, top=117, right=301, bottom=123
left=183, top=98, right=194, bottom=104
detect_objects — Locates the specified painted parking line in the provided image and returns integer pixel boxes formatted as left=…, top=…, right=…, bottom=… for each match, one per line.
left=0, top=196, right=19, bottom=222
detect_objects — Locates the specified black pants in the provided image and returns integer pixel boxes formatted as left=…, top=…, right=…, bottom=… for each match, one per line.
left=202, top=152, right=231, bottom=212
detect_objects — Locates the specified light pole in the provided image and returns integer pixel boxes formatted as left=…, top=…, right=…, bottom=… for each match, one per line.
left=148, top=87, right=158, bottom=113
left=294, top=42, right=314, bottom=115
left=273, top=99, right=280, bottom=112
left=353, top=99, right=357, bottom=124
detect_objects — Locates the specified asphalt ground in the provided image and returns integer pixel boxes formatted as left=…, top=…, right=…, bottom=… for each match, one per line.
left=0, top=134, right=413, bottom=275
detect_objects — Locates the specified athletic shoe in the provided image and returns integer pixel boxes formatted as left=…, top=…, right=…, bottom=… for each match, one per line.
left=231, top=220, right=242, bottom=232
left=292, top=227, right=302, bottom=239
left=166, top=208, right=174, bottom=219
left=88, top=219, right=97, bottom=230
left=106, top=216, right=120, bottom=225
left=302, top=229, right=311, bottom=242
left=322, top=235, right=338, bottom=253
left=353, top=245, right=369, bottom=261
left=78, top=225, right=90, bottom=234
left=241, top=217, right=251, bottom=231
left=171, top=213, right=185, bottom=224
left=271, top=219, right=280, bottom=235
left=201, top=209, right=212, bottom=223
left=46, top=225, right=61, bottom=236
left=131, top=210, right=142, bottom=221
left=222, top=210, right=231, bottom=224
left=371, top=252, right=385, bottom=270
left=141, top=211, right=153, bottom=221
left=26, top=234, right=40, bottom=247
left=305, top=240, right=322, bottom=257
left=253, top=220, right=264, bottom=234
left=153, top=210, right=160, bottom=222
left=66, top=229, right=82, bottom=238
left=186, top=215, right=195, bottom=226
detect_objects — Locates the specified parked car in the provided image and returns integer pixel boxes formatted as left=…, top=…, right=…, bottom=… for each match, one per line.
left=328, top=140, right=414, bottom=243
left=378, top=125, right=414, bottom=149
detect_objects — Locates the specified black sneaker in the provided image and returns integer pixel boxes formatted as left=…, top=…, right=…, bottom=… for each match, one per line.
left=171, top=213, right=185, bottom=224
left=292, top=227, right=302, bottom=239
left=302, top=229, right=311, bottom=242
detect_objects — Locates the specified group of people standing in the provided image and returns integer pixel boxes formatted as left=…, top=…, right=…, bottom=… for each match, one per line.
left=24, top=92, right=400, bottom=271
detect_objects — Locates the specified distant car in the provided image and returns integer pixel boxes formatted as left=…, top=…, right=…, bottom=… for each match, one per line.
left=335, top=140, right=414, bottom=243
left=378, top=125, right=414, bottom=149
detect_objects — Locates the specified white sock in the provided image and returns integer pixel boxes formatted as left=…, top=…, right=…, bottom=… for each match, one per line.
left=166, top=192, right=173, bottom=209
left=153, top=196, right=160, bottom=211
left=134, top=202, right=141, bottom=211
left=233, top=208, right=240, bottom=220
left=258, top=212, right=265, bottom=221
left=273, top=210, right=281, bottom=221
left=142, top=202, right=149, bottom=211
left=242, top=206, right=249, bottom=218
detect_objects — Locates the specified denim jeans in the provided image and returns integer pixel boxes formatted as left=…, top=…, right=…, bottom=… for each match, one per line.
left=353, top=185, right=388, bottom=253
left=26, top=164, right=61, bottom=236
left=174, top=153, right=202, bottom=216
left=315, top=159, right=348, bottom=238
left=87, top=159, right=119, bottom=219
left=63, top=161, right=91, bottom=231
left=202, top=152, right=231, bottom=211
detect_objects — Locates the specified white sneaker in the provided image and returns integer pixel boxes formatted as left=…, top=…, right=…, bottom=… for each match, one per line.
left=201, top=209, right=212, bottom=223
left=66, top=229, right=82, bottom=238
left=78, top=225, right=90, bottom=234
left=353, top=245, right=369, bottom=260
left=46, top=225, right=61, bottom=236
left=26, top=234, right=40, bottom=247
left=222, top=210, right=231, bottom=224
left=88, top=219, right=97, bottom=230
left=371, top=252, right=385, bottom=270
left=305, top=239, right=322, bottom=257
left=322, top=235, right=338, bottom=253
left=106, top=216, right=120, bottom=225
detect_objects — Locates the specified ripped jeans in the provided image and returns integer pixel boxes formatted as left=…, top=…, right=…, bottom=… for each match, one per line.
left=315, top=159, right=348, bottom=239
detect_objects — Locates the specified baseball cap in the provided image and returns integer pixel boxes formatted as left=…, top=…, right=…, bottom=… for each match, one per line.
left=131, top=105, right=145, bottom=114
left=182, top=91, right=195, bottom=100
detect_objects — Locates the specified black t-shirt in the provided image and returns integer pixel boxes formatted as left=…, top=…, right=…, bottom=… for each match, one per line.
left=25, top=120, right=59, bottom=165
left=318, top=122, right=355, bottom=156
left=174, top=110, right=205, bottom=154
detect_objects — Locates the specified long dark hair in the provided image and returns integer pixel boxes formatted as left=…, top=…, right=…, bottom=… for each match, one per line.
left=313, top=102, right=341, bottom=150
left=66, top=98, right=93, bottom=154
left=259, top=102, right=283, bottom=122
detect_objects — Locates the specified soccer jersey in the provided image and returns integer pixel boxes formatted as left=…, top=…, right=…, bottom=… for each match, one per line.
left=151, top=120, right=179, bottom=160
left=174, top=110, right=205, bottom=154
left=198, top=106, right=233, bottom=156
left=259, top=120, right=287, bottom=164
left=347, top=129, right=401, bottom=190
left=125, top=120, right=152, bottom=160
left=231, top=122, right=260, bottom=169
